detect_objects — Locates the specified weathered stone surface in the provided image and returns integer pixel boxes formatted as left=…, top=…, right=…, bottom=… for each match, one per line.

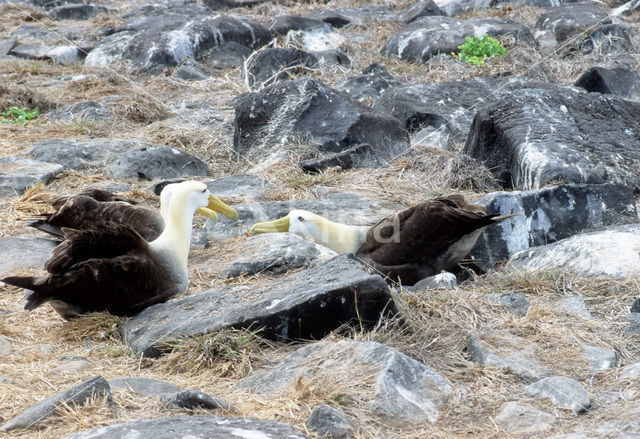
left=306, top=405, right=356, bottom=438
left=9, top=43, right=86, bottom=64
left=10, top=23, right=59, bottom=43
left=383, top=16, right=533, bottom=63
left=287, top=25, right=345, bottom=52
left=0, top=374, right=25, bottom=388
left=612, top=0, right=640, bottom=16
left=438, top=0, right=583, bottom=16
left=307, top=5, right=396, bottom=27
left=484, top=293, right=530, bottom=317
left=203, top=41, right=253, bottom=69
left=510, top=224, right=640, bottom=280
left=47, top=101, right=110, bottom=122
left=0, top=157, right=64, bottom=197
left=239, top=340, right=452, bottom=426
left=52, top=358, right=93, bottom=375
left=62, top=416, right=307, bottom=439
left=632, top=298, right=640, bottom=313
left=204, top=174, right=272, bottom=203
left=301, top=144, right=385, bottom=173
left=620, top=362, right=640, bottom=379
left=527, top=376, right=590, bottom=413
left=203, top=0, right=268, bottom=11
left=50, top=4, right=103, bottom=20
left=314, top=49, right=350, bottom=67
left=108, top=377, right=180, bottom=396
left=219, top=233, right=335, bottom=278
left=469, top=184, right=637, bottom=271
left=338, top=63, right=403, bottom=104
left=555, top=296, right=591, bottom=317
left=0, top=237, right=57, bottom=277
left=583, top=344, right=618, bottom=372
left=85, top=15, right=271, bottom=73
left=467, top=333, right=549, bottom=381
left=410, top=272, right=457, bottom=292
left=581, top=24, right=632, bottom=55
left=464, top=88, right=640, bottom=192
left=1, top=376, right=112, bottom=432
left=234, top=78, right=410, bottom=163
left=0, top=38, right=15, bottom=56
left=246, top=48, right=318, bottom=89
left=0, top=336, right=11, bottom=356
left=268, top=15, right=326, bottom=36
left=160, top=390, right=231, bottom=411
left=536, top=3, right=611, bottom=43
left=172, top=59, right=209, bottom=80
left=31, top=138, right=142, bottom=170
left=494, top=401, right=557, bottom=434
left=121, top=255, right=394, bottom=357
left=399, top=0, right=444, bottom=23
left=575, top=66, right=639, bottom=100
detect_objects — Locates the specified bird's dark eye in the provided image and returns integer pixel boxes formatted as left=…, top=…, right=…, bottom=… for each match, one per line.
left=201, top=188, right=206, bottom=193
left=298, top=216, right=305, bottom=222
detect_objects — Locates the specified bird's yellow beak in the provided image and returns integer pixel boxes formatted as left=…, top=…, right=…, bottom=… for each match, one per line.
left=196, top=207, right=218, bottom=222
left=249, top=216, right=290, bottom=234
left=201, top=194, right=238, bottom=222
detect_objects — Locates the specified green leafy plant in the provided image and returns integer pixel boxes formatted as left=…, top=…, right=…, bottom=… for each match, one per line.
left=457, top=35, right=506, bottom=66
left=1, top=106, right=40, bottom=125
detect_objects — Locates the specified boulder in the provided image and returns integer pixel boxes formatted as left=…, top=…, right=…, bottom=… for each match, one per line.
left=0, top=237, right=57, bottom=277
left=464, top=88, right=640, bottom=192
left=245, top=48, right=319, bottom=89
left=494, top=402, right=557, bottom=434
left=203, top=41, right=253, bottom=69
left=535, top=3, right=611, bottom=43
left=300, top=144, right=385, bottom=173
left=121, top=255, right=395, bottom=357
left=483, top=293, right=530, bottom=317
left=383, top=16, right=533, bottom=63
left=574, top=66, right=639, bottom=100
left=0, top=157, right=64, bottom=197
left=61, top=416, right=307, bottom=439
left=582, top=344, right=618, bottom=372
left=337, top=63, right=403, bottom=104
left=398, top=0, right=444, bottom=23
left=268, top=16, right=326, bottom=36
left=306, top=405, right=356, bottom=438
left=509, top=224, right=640, bottom=279
left=172, top=59, right=209, bottom=80
left=50, top=4, right=103, bottom=20
left=0, top=336, right=11, bottom=356
left=527, top=376, right=590, bottom=414
left=47, top=101, right=110, bottom=122
left=0, top=39, right=15, bottom=56
left=10, top=23, right=60, bottom=43
left=238, top=340, right=452, bottom=425
left=469, top=184, right=638, bottom=271
left=580, top=24, right=632, bottom=55
left=159, top=390, right=231, bottom=411
left=233, top=78, right=410, bottom=163
left=9, top=44, right=84, bottom=64
left=555, top=296, right=591, bottom=317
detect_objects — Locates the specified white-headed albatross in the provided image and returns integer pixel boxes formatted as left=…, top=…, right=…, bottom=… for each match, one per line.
left=2, top=181, right=238, bottom=319
left=249, top=194, right=516, bottom=285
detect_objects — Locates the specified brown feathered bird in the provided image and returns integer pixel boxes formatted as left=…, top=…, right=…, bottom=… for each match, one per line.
left=2, top=181, right=238, bottom=319
left=249, top=195, right=516, bottom=285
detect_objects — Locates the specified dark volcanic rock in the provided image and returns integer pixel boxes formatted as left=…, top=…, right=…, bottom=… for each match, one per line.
left=464, top=88, right=640, bottom=192
left=172, top=59, right=209, bottom=80
left=306, top=405, right=356, bottom=438
left=383, top=16, right=533, bottom=63
left=203, top=41, right=253, bottom=68
left=575, top=66, right=639, bottom=99
left=268, top=15, right=326, bottom=36
left=535, top=3, right=611, bottom=43
left=9, top=44, right=83, bottom=65
left=10, top=23, right=59, bottom=43
left=203, top=0, right=267, bottom=10
left=0, top=157, right=64, bottom=197
left=338, top=63, right=403, bottom=104
left=469, top=184, right=638, bottom=271
left=239, top=340, right=451, bottom=425
left=121, top=255, right=394, bottom=357
left=85, top=15, right=271, bottom=73
left=375, top=76, right=564, bottom=139
left=1, top=376, right=111, bottom=432
left=61, top=416, right=307, bottom=439
left=301, top=144, right=385, bottom=173
left=50, top=4, right=102, bottom=20
left=314, top=49, right=351, bottom=66
left=527, top=376, right=590, bottom=413
left=160, top=390, right=231, bottom=411
left=0, top=237, right=57, bottom=277
left=580, top=24, right=632, bottom=55
left=485, top=293, right=530, bottom=317
left=246, top=48, right=319, bottom=88
left=106, top=145, right=210, bottom=180
left=234, top=78, right=410, bottom=162
left=632, top=298, right=640, bottom=313
left=399, top=0, right=444, bottom=23
left=47, top=101, right=110, bottom=122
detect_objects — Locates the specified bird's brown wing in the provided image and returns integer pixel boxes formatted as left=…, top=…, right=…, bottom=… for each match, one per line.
left=49, top=189, right=137, bottom=210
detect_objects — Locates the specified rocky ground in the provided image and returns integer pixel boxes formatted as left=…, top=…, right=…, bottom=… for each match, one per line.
left=1, top=0, right=640, bottom=437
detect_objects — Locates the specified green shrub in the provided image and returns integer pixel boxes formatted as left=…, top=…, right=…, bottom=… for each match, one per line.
left=1, top=106, right=40, bottom=125
left=457, top=35, right=506, bottom=66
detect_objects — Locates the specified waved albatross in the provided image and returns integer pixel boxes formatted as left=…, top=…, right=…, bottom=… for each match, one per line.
left=28, top=184, right=238, bottom=241
left=2, top=181, right=238, bottom=319
left=250, top=195, right=515, bottom=285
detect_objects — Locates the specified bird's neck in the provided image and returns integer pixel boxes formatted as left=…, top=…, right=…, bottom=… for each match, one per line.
left=149, top=204, right=194, bottom=273
left=308, top=217, right=368, bottom=254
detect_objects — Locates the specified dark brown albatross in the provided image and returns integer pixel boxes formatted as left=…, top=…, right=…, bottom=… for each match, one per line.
left=249, top=195, right=516, bottom=285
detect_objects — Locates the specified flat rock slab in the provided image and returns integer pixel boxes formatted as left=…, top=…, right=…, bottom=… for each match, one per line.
left=375, top=76, right=567, bottom=140
left=108, top=377, right=180, bottom=396
left=464, top=87, right=640, bottom=192
left=383, top=16, right=534, bottom=64
left=469, top=184, right=637, bottom=271
left=510, top=224, right=640, bottom=280
left=494, top=401, right=557, bottom=434
left=62, top=415, right=307, bottom=439
left=0, top=157, right=64, bottom=197
left=240, top=340, right=451, bottom=426
left=233, top=78, right=410, bottom=163
left=47, top=101, right=110, bottom=122
left=121, top=254, right=394, bottom=357
left=1, top=375, right=111, bottom=432
left=0, top=237, right=57, bottom=277
left=527, top=375, right=590, bottom=414
left=536, top=3, right=611, bottom=42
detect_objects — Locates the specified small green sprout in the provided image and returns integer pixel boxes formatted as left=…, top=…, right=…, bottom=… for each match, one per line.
left=1, top=106, right=40, bottom=125
left=457, top=35, right=507, bottom=66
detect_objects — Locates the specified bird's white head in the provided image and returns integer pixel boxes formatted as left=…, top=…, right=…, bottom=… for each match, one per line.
left=160, top=181, right=238, bottom=222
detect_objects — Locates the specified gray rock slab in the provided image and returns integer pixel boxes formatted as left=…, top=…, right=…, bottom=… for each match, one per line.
left=160, top=390, right=231, bottom=411
left=467, top=334, right=549, bottom=381
left=337, top=63, right=403, bottom=104
left=410, top=272, right=458, bottom=292
left=0, top=38, right=15, bottom=56
left=581, top=24, right=632, bottom=56
left=527, top=376, right=590, bottom=414
left=399, top=0, right=444, bottom=23
left=10, top=24, right=60, bottom=43
left=583, top=344, right=618, bottom=372
left=50, top=4, right=101, bottom=20
left=204, top=174, right=272, bottom=203
left=0, top=157, right=64, bottom=197
left=301, top=144, right=386, bottom=173
left=464, top=87, right=640, bottom=192
left=306, top=405, right=356, bottom=438
left=121, top=255, right=395, bottom=357
left=245, top=47, right=318, bottom=89
left=484, top=293, right=530, bottom=317
left=510, top=224, right=640, bottom=280
left=536, top=3, right=611, bottom=43
left=239, top=340, right=452, bottom=426
left=494, top=401, right=557, bottom=434
left=108, top=377, right=180, bottom=396
left=1, top=375, right=112, bottom=432
left=219, top=233, right=336, bottom=278
left=0, top=336, right=11, bottom=356
left=233, top=78, right=410, bottom=163
left=383, top=16, right=533, bottom=63
left=47, top=101, right=110, bottom=122
left=631, top=298, right=640, bottom=313
left=52, top=358, right=93, bottom=375
left=61, top=415, right=307, bottom=439
left=30, top=138, right=143, bottom=170
left=0, top=237, right=57, bottom=277
left=620, top=362, right=640, bottom=379
left=469, top=184, right=637, bottom=271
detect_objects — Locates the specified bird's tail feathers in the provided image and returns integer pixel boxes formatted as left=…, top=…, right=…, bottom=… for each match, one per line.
left=2, top=276, right=51, bottom=311
left=27, top=219, right=65, bottom=239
